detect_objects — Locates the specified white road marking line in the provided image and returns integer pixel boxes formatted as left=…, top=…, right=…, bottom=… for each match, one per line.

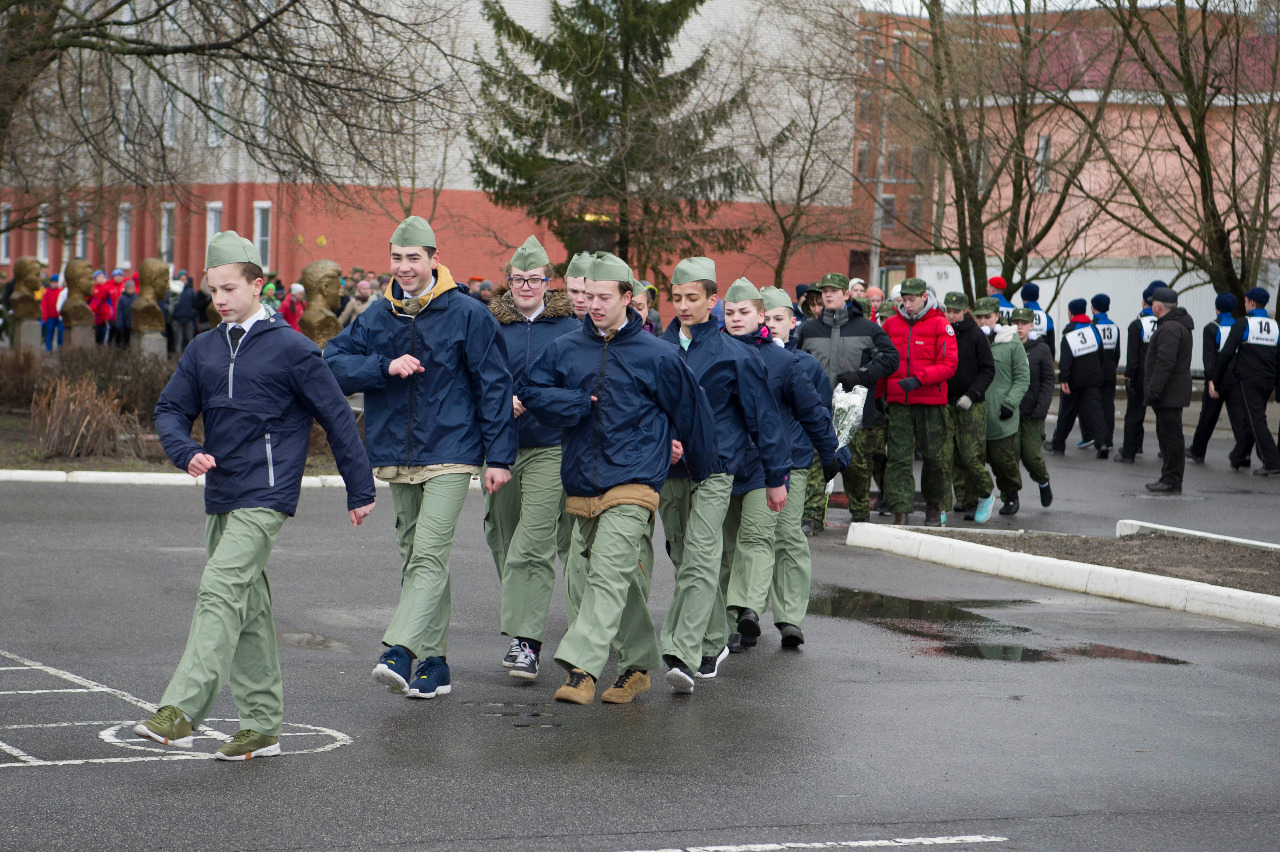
left=0, top=739, right=40, bottom=764
left=0, top=666, right=33, bottom=671
left=0, top=688, right=110, bottom=695
left=0, top=649, right=157, bottom=712
left=617, top=838, right=1009, bottom=852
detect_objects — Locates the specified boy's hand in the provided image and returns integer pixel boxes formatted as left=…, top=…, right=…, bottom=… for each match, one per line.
left=187, top=453, right=216, bottom=478
left=485, top=468, right=512, bottom=494
left=766, top=485, right=787, bottom=512
left=388, top=355, right=424, bottom=378
left=349, top=501, right=375, bottom=527
left=670, top=440, right=684, bottom=465
left=512, top=395, right=525, bottom=417
left=1060, top=382, right=1071, bottom=395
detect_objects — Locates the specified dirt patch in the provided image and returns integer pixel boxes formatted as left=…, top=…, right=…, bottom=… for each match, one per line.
left=923, top=530, right=1280, bottom=597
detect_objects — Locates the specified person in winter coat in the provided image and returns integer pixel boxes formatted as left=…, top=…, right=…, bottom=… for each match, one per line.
left=325, top=216, right=517, bottom=701
left=1143, top=287, right=1195, bottom=492
left=795, top=272, right=898, bottom=524
left=1187, top=292, right=1237, bottom=463
left=942, top=291, right=997, bottom=523
left=483, top=236, right=579, bottom=683
left=1116, top=282, right=1160, bottom=462
left=134, top=230, right=375, bottom=762
left=1209, top=287, right=1280, bottom=476
left=171, top=276, right=199, bottom=352
left=113, top=279, right=136, bottom=349
left=1020, top=282, right=1056, bottom=355
left=279, top=283, right=306, bottom=332
left=880, top=278, right=958, bottom=526
left=1011, top=308, right=1054, bottom=508
left=40, top=272, right=66, bottom=351
left=973, top=299, right=1030, bottom=515
left=1046, top=299, right=1108, bottom=456
left=987, top=276, right=1016, bottom=321
left=337, top=279, right=376, bottom=327
left=518, top=252, right=718, bottom=706
left=89, top=270, right=116, bottom=345
left=1088, top=293, right=1120, bottom=453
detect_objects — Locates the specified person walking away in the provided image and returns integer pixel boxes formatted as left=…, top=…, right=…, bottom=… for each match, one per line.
left=113, top=279, right=136, bottom=349
left=1046, top=299, right=1108, bottom=456
left=1020, top=282, right=1055, bottom=355
left=1089, top=294, right=1120, bottom=454
left=279, top=283, right=306, bottom=332
left=133, top=230, right=375, bottom=761
left=1187, top=292, right=1237, bottom=463
left=89, top=270, right=116, bottom=345
left=972, top=298, right=1030, bottom=515
left=987, top=276, right=1016, bottom=322
left=942, top=292, right=997, bottom=523
left=40, top=272, right=66, bottom=351
left=1209, top=287, right=1280, bottom=475
left=1116, top=282, right=1160, bottom=462
left=172, top=275, right=199, bottom=352
left=1143, top=286, right=1195, bottom=492
left=1010, top=308, right=1054, bottom=508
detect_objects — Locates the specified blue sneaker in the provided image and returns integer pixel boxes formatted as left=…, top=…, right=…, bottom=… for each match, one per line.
left=1076, top=439, right=1094, bottom=449
left=407, top=656, right=451, bottom=699
left=372, top=645, right=413, bottom=693
left=973, top=493, right=995, bottom=524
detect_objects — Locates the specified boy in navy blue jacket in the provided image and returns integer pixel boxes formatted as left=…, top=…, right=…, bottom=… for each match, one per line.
left=519, top=251, right=718, bottom=705
left=134, top=231, right=376, bottom=761
left=324, top=216, right=517, bottom=700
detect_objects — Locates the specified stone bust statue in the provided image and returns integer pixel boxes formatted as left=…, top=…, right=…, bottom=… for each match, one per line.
left=132, top=258, right=173, bottom=333
left=9, top=256, right=43, bottom=320
left=60, top=259, right=95, bottom=327
left=298, top=259, right=342, bottom=348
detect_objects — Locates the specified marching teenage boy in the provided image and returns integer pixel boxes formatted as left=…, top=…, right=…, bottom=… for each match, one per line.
left=1011, top=307, right=1055, bottom=508
left=324, top=216, right=517, bottom=700
left=722, top=280, right=846, bottom=649
left=658, top=258, right=787, bottom=686
left=972, top=298, right=1030, bottom=516
left=518, top=252, right=718, bottom=705
left=484, top=236, right=579, bottom=681
left=135, top=231, right=376, bottom=761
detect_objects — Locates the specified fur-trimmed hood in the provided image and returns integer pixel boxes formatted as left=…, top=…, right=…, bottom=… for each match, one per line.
left=490, top=288, right=575, bottom=325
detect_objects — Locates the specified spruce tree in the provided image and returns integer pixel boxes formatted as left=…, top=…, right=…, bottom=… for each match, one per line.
left=469, top=0, right=751, bottom=281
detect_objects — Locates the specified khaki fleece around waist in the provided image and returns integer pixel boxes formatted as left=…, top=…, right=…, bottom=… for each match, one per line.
left=564, top=483, right=660, bottom=518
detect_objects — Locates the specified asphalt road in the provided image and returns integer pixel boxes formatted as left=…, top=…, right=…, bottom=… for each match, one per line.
left=2, top=480, right=1279, bottom=852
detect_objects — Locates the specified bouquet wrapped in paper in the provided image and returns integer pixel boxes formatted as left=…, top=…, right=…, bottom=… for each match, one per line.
left=826, top=383, right=869, bottom=496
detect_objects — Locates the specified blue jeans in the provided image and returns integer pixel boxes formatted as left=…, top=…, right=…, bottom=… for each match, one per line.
left=43, top=318, right=63, bottom=350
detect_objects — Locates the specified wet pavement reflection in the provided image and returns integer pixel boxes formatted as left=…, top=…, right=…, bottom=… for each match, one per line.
left=808, top=587, right=1187, bottom=664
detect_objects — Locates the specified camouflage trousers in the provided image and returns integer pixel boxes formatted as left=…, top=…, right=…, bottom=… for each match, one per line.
left=802, top=456, right=828, bottom=527
left=885, top=403, right=953, bottom=514
left=949, top=402, right=993, bottom=510
left=841, top=426, right=884, bottom=520
left=987, top=434, right=1022, bottom=500
left=1017, top=417, right=1050, bottom=486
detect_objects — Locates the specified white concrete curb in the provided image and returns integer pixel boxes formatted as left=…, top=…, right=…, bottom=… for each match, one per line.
left=846, top=522, right=1280, bottom=631
left=1116, top=519, right=1280, bottom=553
left=1, top=469, right=483, bottom=491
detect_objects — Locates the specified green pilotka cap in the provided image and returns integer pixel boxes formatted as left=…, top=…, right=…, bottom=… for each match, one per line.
left=565, top=251, right=593, bottom=278
left=510, top=235, right=550, bottom=271
left=853, top=297, right=873, bottom=317
left=943, top=291, right=970, bottom=311
left=206, top=230, right=262, bottom=268
left=760, top=286, right=793, bottom=312
left=629, top=274, right=646, bottom=295
left=816, top=272, right=849, bottom=291
left=724, top=277, right=763, bottom=303
left=973, top=296, right=1001, bottom=316
left=900, top=277, right=928, bottom=296
left=389, top=216, right=436, bottom=249
left=1010, top=306, right=1035, bottom=323
left=671, top=256, right=716, bottom=286
left=588, top=252, right=632, bottom=283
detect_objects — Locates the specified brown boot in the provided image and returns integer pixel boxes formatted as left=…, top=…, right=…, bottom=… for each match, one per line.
left=893, top=512, right=909, bottom=525
left=601, top=669, right=651, bottom=704
left=554, top=668, right=596, bottom=705
left=924, top=504, right=943, bottom=527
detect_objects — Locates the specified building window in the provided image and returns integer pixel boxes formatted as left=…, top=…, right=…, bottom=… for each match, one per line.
left=160, top=203, right=176, bottom=267
left=253, top=202, right=271, bottom=270
left=206, top=201, right=223, bottom=249
left=857, top=142, right=873, bottom=179
left=1, top=204, right=10, bottom=264
left=119, top=84, right=134, bottom=148
left=75, top=203, right=89, bottom=259
left=1035, top=134, right=1052, bottom=192
left=908, top=195, right=923, bottom=230
left=207, top=77, right=225, bottom=147
left=880, top=195, right=896, bottom=230
left=162, top=87, right=178, bottom=146
left=36, top=204, right=49, bottom=264
left=886, top=145, right=900, bottom=181
left=117, top=204, right=132, bottom=268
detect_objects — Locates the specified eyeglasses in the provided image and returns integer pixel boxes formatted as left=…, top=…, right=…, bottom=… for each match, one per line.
left=508, top=277, right=548, bottom=289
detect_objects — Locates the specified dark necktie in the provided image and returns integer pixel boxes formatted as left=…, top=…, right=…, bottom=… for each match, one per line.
left=228, top=325, right=245, bottom=353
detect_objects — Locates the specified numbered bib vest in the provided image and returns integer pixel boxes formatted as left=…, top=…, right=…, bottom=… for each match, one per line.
left=1032, top=310, right=1049, bottom=335
left=1097, top=322, right=1119, bottom=350
left=1139, top=315, right=1158, bottom=343
left=1246, top=316, right=1279, bottom=348
left=1216, top=322, right=1233, bottom=351
left=1065, top=327, right=1099, bottom=357
left=999, top=304, right=1015, bottom=321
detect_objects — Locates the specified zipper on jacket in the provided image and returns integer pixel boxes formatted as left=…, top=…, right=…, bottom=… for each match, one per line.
left=225, top=328, right=238, bottom=398
left=407, top=314, right=418, bottom=465
left=904, top=322, right=912, bottom=403
left=265, top=432, right=275, bottom=486
left=592, top=339, right=610, bottom=492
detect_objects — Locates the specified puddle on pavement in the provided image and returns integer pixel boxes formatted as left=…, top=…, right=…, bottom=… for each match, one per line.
left=277, top=629, right=353, bottom=653
left=462, top=701, right=564, bottom=727
left=808, top=587, right=1187, bottom=664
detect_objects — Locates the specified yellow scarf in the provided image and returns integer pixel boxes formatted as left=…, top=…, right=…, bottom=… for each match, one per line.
left=384, top=264, right=458, bottom=316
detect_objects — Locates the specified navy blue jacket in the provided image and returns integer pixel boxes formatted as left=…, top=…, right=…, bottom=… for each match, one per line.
left=172, top=286, right=198, bottom=323
left=490, top=289, right=580, bottom=449
left=323, top=277, right=518, bottom=469
left=155, top=313, right=376, bottom=516
left=661, top=319, right=789, bottom=488
left=518, top=310, right=718, bottom=497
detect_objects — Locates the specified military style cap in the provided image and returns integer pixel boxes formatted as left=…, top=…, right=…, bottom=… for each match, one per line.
left=629, top=274, right=646, bottom=295
left=943, top=291, right=969, bottom=311
left=899, top=277, right=928, bottom=296
left=566, top=251, right=593, bottom=278
left=389, top=216, right=436, bottom=249
left=853, top=297, right=873, bottom=317
left=672, top=257, right=716, bottom=286
left=206, top=230, right=262, bottom=268
left=724, top=277, right=762, bottom=303
left=972, top=297, right=1000, bottom=316
left=510, top=235, right=550, bottom=271
left=760, top=286, right=793, bottom=312
left=816, top=272, right=850, bottom=291
left=588, top=252, right=632, bottom=283
left=1010, top=307, right=1035, bottom=323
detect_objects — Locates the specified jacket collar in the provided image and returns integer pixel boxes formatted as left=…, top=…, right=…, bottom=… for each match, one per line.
left=384, top=264, right=459, bottom=316
left=581, top=307, right=643, bottom=343
left=662, top=316, right=720, bottom=346
left=729, top=325, right=770, bottom=347
left=489, top=287, right=574, bottom=325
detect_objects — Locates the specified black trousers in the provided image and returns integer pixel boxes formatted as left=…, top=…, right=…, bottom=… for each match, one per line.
left=1051, top=385, right=1105, bottom=452
left=1225, top=382, right=1280, bottom=470
left=1188, top=390, right=1224, bottom=458
left=1119, top=377, right=1147, bottom=457
left=1153, top=406, right=1186, bottom=488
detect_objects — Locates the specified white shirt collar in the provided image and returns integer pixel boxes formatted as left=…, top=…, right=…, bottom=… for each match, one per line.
left=522, top=302, right=546, bottom=322
left=226, top=304, right=268, bottom=336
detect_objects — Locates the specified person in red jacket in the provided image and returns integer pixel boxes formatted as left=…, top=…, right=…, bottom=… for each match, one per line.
left=41, top=272, right=67, bottom=351
left=88, top=270, right=116, bottom=345
left=879, top=277, right=959, bottom=526
left=279, top=282, right=306, bottom=331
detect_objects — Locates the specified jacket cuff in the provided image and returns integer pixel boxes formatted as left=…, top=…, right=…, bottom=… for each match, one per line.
left=765, top=470, right=788, bottom=488
left=378, top=356, right=392, bottom=378
left=486, top=463, right=510, bottom=471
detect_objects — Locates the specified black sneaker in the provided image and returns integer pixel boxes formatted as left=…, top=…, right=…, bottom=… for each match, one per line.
left=1114, top=454, right=1135, bottom=464
left=999, top=496, right=1019, bottom=515
left=779, top=623, right=805, bottom=648
left=1039, top=482, right=1053, bottom=507
left=509, top=642, right=538, bottom=681
left=665, top=663, right=695, bottom=694
left=801, top=521, right=818, bottom=537
left=727, top=633, right=745, bottom=653
left=1042, top=441, right=1064, bottom=455
left=1252, top=468, right=1280, bottom=477
left=501, top=637, right=521, bottom=668
left=1188, top=451, right=1205, bottom=464
left=695, top=646, right=730, bottom=679
left=737, top=608, right=762, bottom=639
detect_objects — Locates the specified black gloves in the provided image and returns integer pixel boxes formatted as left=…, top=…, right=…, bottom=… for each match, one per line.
left=898, top=376, right=922, bottom=392
left=822, top=446, right=854, bottom=482
left=835, top=369, right=866, bottom=391
left=999, top=404, right=1014, bottom=420
left=822, top=458, right=844, bottom=482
